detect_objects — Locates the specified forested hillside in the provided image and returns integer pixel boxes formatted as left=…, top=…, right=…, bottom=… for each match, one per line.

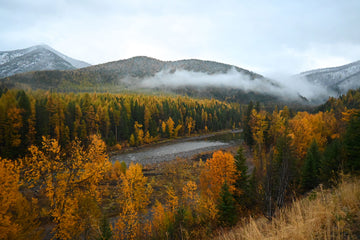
left=0, top=88, right=241, bottom=158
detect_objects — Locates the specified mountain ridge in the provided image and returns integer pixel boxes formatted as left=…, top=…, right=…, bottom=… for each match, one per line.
left=80, top=55, right=263, bottom=80
left=1, top=54, right=285, bottom=104
left=301, top=60, right=360, bottom=94
left=2, top=45, right=359, bottom=105
left=0, top=45, right=91, bottom=78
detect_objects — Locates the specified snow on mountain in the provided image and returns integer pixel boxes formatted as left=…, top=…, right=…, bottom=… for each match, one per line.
left=0, top=45, right=91, bottom=78
left=301, top=60, right=360, bottom=94
left=40, top=44, right=90, bottom=69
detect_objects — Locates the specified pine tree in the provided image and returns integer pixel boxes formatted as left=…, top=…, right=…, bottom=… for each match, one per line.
left=344, top=112, right=360, bottom=173
left=301, top=140, right=321, bottom=192
left=233, top=146, right=251, bottom=212
left=217, top=182, right=237, bottom=227
left=98, top=215, right=112, bottom=240
left=243, top=101, right=254, bottom=147
left=320, top=139, right=344, bottom=186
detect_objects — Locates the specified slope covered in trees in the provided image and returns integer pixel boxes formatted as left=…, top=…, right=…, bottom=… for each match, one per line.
left=0, top=88, right=241, bottom=158
left=216, top=177, right=360, bottom=240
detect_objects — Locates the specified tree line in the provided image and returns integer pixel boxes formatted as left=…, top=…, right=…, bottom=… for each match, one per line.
left=0, top=88, right=241, bottom=158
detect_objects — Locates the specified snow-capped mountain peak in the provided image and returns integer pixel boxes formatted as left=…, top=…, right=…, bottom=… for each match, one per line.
left=301, top=60, right=360, bottom=94
left=0, top=45, right=91, bottom=78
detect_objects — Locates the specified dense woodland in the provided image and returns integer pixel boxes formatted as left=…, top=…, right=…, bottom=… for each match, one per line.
left=0, top=88, right=241, bottom=159
left=0, top=88, right=359, bottom=239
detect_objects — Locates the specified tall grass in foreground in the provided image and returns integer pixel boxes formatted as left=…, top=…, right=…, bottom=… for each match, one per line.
left=216, top=177, right=360, bottom=240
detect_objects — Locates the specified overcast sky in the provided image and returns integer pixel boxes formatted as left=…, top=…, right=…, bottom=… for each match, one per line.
left=1, top=0, right=360, bottom=76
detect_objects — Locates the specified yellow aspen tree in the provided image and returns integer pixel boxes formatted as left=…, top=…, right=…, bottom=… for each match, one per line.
left=151, top=200, right=167, bottom=238
left=166, top=117, right=175, bottom=138
left=289, top=111, right=338, bottom=159
left=111, top=160, right=124, bottom=180
left=166, top=186, right=179, bottom=216
left=144, top=130, right=151, bottom=144
left=182, top=180, right=199, bottom=210
left=114, top=163, right=152, bottom=239
left=22, top=135, right=110, bottom=239
left=199, top=151, right=236, bottom=200
left=129, top=134, right=136, bottom=147
left=249, top=109, right=268, bottom=173
left=134, top=121, right=144, bottom=145
left=120, top=163, right=152, bottom=211
left=0, top=158, right=20, bottom=238
left=174, top=124, right=182, bottom=138
left=185, top=116, right=195, bottom=136
left=0, top=157, right=41, bottom=239
left=161, top=121, right=167, bottom=136
left=198, top=195, right=218, bottom=224
left=114, top=201, right=139, bottom=240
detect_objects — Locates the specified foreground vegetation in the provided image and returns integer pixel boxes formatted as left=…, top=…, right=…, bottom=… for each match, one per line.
left=0, top=88, right=359, bottom=239
left=216, top=177, right=360, bottom=240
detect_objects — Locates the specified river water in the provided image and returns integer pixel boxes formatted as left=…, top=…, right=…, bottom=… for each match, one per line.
left=110, top=130, right=242, bottom=166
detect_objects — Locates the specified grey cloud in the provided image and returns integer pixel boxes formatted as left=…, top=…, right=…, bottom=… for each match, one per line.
left=138, top=68, right=333, bottom=102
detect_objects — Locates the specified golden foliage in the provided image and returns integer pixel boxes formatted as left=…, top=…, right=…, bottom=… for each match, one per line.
left=120, top=163, right=153, bottom=211
left=249, top=109, right=268, bottom=173
left=166, top=186, right=179, bottom=217
left=289, top=111, right=338, bottom=159
left=114, top=163, right=153, bottom=239
left=114, top=201, right=139, bottom=240
left=151, top=200, right=167, bottom=238
left=166, top=117, right=175, bottom=138
left=21, top=135, right=110, bottom=239
left=200, top=151, right=236, bottom=200
left=111, top=160, right=126, bottom=180
left=0, top=158, right=20, bottom=238
left=183, top=180, right=199, bottom=207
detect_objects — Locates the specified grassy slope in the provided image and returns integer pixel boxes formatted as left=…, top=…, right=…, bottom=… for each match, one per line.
left=216, top=177, right=360, bottom=240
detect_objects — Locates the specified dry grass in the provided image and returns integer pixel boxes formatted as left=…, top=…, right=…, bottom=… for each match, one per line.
left=216, top=177, right=360, bottom=240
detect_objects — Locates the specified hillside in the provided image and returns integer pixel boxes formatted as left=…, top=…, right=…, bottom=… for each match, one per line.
left=0, top=56, right=297, bottom=104
left=301, top=60, right=360, bottom=94
left=0, top=45, right=90, bottom=78
left=216, top=178, right=360, bottom=240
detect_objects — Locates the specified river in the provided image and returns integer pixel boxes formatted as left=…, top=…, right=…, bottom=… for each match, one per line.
left=110, top=130, right=243, bottom=166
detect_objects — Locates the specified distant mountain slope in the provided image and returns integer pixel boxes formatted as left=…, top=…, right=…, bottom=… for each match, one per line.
left=40, top=45, right=91, bottom=69
left=1, top=55, right=309, bottom=104
left=85, top=56, right=263, bottom=80
left=0, top=45, right=91, bottom=78
left=0, top=56, right=266, bottom=88
left=301, top=60, right=360, bottom=94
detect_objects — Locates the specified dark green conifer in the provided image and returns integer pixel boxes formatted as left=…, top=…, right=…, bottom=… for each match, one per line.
left=320, top=139, right=344, bottom=186
left=344, top=112, right=360, bottom=173
left=234, top=146, right=251, bottom=212
left=301, top=140, right=321, bottom=192
left=98, top=215, right=112, bottom=240
left=217, top=182, right=237, bottom=227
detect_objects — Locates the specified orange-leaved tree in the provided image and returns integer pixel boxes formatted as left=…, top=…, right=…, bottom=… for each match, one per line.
left=289, top=111, right=338, bottom=160
left=114, top=163, right=153, bottom=240
left=0, top=158, right=21, bottom=238
left=22, top=135, right=110, bottom=239
left=200, top=151, right=236, bottom=201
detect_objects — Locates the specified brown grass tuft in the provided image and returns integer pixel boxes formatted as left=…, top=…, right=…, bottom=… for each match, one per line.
left=216, top=177, right=360, bottom=240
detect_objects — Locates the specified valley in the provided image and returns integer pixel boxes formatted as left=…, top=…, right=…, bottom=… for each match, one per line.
left=0, top=45, right=359, bottom=240
left=110, top=130, right=242, bottom=165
